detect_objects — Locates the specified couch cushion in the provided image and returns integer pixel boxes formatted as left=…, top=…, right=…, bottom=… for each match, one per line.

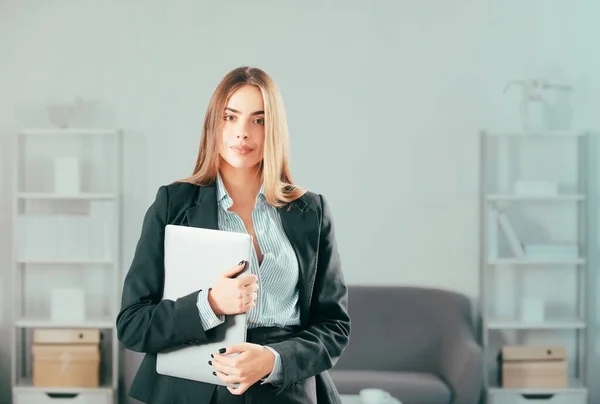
left=333, top=286, right=474, bottom=374
left=330, top=369, right=451, bottom=404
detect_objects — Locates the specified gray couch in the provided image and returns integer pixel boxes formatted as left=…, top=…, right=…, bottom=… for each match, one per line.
left=330, top=286, right=483, bottom=404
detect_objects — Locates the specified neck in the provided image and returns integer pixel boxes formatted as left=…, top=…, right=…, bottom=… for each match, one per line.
left=219, top=162, right=262, bottom=204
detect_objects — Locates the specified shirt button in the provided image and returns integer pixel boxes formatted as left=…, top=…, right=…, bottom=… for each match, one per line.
left=210, top=319, right=216, bottom=325
left=257, top=230, right=264, bottom=236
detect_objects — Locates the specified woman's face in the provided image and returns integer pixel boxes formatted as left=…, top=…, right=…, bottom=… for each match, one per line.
left=219, top=84, right=265, bottom=170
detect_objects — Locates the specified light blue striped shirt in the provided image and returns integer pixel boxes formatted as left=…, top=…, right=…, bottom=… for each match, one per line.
left=196, top=174, right=300, bottom=384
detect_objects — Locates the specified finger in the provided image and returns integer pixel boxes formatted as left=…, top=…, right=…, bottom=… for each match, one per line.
left=236, top=292, right=255, bottom=311
left=214, top=369, right=239, bottom=385
left=241, top=301, right=255, bottom=312
left=228, top=383, right=250, bottom=395
left=222, top=343, right=251, bottom=355
left=213, top=343, right=250, bottom=359
left=211, top=353, right=238, bottom=368
left=210, top=359, right=238, bottom=377
left=244, top=282, right=259, bottom=293
left=242, top=291, right=257, bottom=305
left=242, top=300, right=256, bottom=309
left=236, top=273, right=258, bottom=286
left=223, top=261, right=247, bottom=278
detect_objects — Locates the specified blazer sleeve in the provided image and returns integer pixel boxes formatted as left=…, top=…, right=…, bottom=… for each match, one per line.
left=116, top=186, right=211, bottom=353
left=266, top=194, right=351, bottom=394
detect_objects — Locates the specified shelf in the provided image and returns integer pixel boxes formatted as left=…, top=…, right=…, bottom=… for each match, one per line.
left=17, top=192, right=117, bottom=200
left=487, top=318, right=586, bottom=330
left=14, top=379, right=114, bottom=394
left=483, top=131, right=586, bottom=138
left=17, top=259, right=113, bottom=265
left=487, top=194, right=586, bottom=201
left=12, top=126, right=123, bottom=399
left=480, top=129, right=596, bottom=395
left=488, top=377, right=586, bottom=394
left=487, top=258, right=585, bottom=266
left=18, top=128, right=119, bottom=136
left=16, top=317, right=114, bottom=329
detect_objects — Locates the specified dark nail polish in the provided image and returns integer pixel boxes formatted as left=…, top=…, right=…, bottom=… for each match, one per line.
left=238, top=260, right=245, bottom=266
left=219, top=348, right=226, bottom=353
left=208, top=360, right=212, bottom=365
left=212, top=371, right=217, bottom=376
left=210, top=354, right=214, bottom=358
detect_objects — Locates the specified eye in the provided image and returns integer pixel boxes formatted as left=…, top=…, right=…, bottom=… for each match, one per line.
left=254, top=117, right=265, bottom=126
left=224, top=114, right=235, bottom=122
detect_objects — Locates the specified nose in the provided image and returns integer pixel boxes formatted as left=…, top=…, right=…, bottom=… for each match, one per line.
left=236, top=122, right=249, bottom=139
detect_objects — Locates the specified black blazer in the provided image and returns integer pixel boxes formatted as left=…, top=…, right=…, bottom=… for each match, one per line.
left=116, top=181, right=351, bottom=404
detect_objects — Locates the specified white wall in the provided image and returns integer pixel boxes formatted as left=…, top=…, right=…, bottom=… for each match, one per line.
left=0, top=1, right=598, bottom=403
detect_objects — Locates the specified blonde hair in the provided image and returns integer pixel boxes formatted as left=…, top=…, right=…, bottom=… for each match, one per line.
left=178, top=66, right=306, bottom=207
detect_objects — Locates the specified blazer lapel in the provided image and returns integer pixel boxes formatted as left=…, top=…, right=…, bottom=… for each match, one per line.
left=278, top=197, right=320, bottom=326
left=184, top=183, right=320, bottom=327
left=184, top=183, right=219, bottom=230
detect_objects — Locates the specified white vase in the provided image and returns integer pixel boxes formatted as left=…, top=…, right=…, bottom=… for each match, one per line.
left=519, top=98, right=546, bottom=134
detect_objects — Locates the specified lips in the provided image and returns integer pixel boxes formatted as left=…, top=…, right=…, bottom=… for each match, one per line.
left=230, top=145, right=254, bottom=153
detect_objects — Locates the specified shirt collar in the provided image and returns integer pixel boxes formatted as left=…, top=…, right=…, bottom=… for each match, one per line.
left=216, top=172, right=266, bottom=211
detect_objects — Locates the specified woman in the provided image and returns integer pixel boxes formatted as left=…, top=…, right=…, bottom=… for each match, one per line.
left=116, top=66, right=350, bottom=404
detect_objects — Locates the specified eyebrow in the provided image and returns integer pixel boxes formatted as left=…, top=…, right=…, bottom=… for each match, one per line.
left=225, top=107, right=264, bottom=116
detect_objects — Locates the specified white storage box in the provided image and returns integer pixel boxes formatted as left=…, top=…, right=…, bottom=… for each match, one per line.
left=54, top=157, right=81, bottom=194
left=13, top=390, right=112, bottom=404
left=488, top=390, right=587, bottom=404
left=50, top=288, right=86, bottom=323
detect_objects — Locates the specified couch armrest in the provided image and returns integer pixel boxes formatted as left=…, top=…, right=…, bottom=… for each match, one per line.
left=438, top=330, right=483, bottom=404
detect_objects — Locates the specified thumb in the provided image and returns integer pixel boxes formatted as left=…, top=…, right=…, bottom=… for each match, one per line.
left=222, top=260, right=247, bottom=278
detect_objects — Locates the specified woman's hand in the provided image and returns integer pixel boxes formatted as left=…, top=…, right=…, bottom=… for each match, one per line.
left=208, top=261, right=259, bottom=315
left=209, top=343, right=276, bottom=395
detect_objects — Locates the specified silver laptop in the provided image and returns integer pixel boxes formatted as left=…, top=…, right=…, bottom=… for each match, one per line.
left=156, top=224, right=253, bottom=386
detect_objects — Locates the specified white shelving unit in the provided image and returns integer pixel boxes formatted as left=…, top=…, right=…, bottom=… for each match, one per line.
left=479, top=130, right=597, bottom=404
left=17, top=193, right=118, bottom=200
left=486, top=194, right=586, bottom=202
left=11, top=128, right=121, bottom=404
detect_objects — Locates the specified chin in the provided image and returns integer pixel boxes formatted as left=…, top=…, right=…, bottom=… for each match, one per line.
left=222, top=155, right=260, bottom=170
